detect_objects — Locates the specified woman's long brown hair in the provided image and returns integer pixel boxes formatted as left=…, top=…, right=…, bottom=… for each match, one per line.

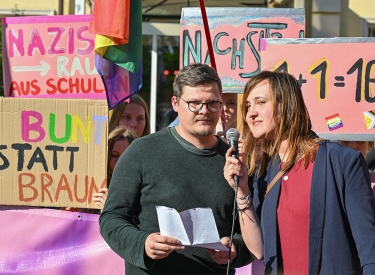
left=241, top=70, right=321, bottom=176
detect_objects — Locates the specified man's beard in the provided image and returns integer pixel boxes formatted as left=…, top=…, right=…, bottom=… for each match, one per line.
left=192, top=116, right=216, bottom=136
left=192, top=128, right=213, bottom=136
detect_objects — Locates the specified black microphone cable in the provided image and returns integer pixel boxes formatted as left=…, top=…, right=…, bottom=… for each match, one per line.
left=225, top=128, right=240, bottom=275
left=226, top=180, right=239, bottom=275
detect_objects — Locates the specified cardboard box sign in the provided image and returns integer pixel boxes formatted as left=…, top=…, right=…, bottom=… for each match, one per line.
left=0, top=97, right=108, bottom=208
left=180, top=7, right=305, bottom=92
left=260, top=37, right=375, bottom=140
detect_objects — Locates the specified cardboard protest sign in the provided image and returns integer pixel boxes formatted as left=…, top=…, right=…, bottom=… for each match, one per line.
left=180, top=8, right=305, bottom=92
left=2, top=15, right=106, bottom=99
left=0, top=97, right=108, bottom=208
left=260, top=37, right=375, bottom=140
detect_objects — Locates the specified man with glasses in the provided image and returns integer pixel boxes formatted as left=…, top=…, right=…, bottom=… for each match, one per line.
left=100, top=63, right=259, bottom=274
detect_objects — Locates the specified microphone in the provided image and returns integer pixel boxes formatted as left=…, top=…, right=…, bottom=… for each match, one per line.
left=226, top=128, right=240, bottom=187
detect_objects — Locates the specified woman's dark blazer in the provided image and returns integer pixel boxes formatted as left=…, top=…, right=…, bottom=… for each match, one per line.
left=253, top=141, right=375, bottom=275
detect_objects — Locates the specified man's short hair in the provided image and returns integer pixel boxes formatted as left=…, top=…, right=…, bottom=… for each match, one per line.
left=173, top=63, right=222, bottom=97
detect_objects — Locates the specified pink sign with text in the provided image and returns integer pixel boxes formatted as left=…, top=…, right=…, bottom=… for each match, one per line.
left=260, top=38, right=375, bottom=139
left=180, top=8, right=305, bottom=91
left=2, top=15, right=106, bottom=99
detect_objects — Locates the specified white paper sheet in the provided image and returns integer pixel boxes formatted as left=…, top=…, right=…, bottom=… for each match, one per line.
left=156, top=206, right=229, bottom=251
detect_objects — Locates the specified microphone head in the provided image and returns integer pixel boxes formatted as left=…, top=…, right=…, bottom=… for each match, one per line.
left=226, top=128, right=240, bottom=140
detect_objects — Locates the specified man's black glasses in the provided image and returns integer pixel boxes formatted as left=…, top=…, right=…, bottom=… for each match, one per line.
left=178, top=97, right=222, bottom=113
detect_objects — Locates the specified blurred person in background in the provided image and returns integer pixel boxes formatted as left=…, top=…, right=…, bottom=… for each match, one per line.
left=109, top=94, right=151, bottom=137
left=215, top=92, right=238, bottom=137
left=93, top=126, right=138, bottom=210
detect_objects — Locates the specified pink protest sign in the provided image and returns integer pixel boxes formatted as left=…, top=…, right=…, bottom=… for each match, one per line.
left=260, top=37, right=375, bottom=140
left=0, top=206, right=258, bottom=274
left=0, top=206, right=124, bottom=275
left=2, top=15, right=106, bottom=99
left=180, top=8, right=305, bottom=92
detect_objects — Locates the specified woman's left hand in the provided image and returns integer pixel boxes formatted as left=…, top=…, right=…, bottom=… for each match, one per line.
left=206, top=237, right=237, bottom=265
left=223, top=147, right=249, bottom=194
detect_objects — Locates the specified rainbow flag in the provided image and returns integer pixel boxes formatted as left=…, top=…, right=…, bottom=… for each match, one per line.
left=89, top=0, right=142, bottom=109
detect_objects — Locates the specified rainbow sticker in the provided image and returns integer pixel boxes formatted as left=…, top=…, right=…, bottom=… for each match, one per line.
left=363, top=110, right=375, bottom=129
left=325, top=113, right=343, bottom=131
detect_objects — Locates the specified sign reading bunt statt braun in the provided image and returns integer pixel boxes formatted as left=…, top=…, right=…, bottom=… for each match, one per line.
left=0, top=97, right=108, bottom=208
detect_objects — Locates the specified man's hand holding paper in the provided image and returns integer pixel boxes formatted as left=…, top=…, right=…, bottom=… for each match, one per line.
left=145, top=233, right=185, bottom=260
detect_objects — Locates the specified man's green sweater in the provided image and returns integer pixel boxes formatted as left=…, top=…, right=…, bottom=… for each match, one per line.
left=100, top=127, right=252, bottom=274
